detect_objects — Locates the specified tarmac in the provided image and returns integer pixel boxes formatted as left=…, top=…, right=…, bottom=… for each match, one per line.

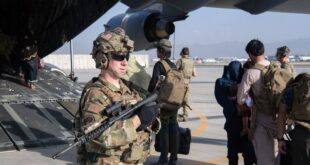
left=0, top=67, right=236, bottom=165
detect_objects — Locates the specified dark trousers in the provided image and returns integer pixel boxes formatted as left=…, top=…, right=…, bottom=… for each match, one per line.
left=289, top=125, right=310, bottom=165
left=159, top=110, right=179, bottom=162
left=22, top=57, right=37, bottom=83
left=226, top=121, right=256, bottom=165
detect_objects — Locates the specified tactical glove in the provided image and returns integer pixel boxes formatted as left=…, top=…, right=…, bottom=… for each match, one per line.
left=137, top=101, right=159, bottom=130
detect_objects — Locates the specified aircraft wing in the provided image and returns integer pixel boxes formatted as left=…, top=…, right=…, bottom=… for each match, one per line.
left=0, top=0, right=118, bottom=152
left=0, top=0, right=118, bottom=64
left=0, top=65, right=83, bottom=152
left=122, top=0, right=310, bottom=15
left=203, top=0, right=310, bottom=15
left=105, top=0, right=310, bottom=51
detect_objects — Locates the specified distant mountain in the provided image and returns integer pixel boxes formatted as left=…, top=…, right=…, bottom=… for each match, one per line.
left=173, top=37, right=310, bottom=58
left=54, top=37, right=310, bottom=59
left=266, top=38, right=310, bottom=55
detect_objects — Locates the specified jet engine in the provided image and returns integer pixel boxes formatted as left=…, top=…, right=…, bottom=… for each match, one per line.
left=105, top=11, right=175, bottom=50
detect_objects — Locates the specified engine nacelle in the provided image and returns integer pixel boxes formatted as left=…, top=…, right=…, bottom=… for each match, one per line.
left=105, top=11, right=175, bottom=50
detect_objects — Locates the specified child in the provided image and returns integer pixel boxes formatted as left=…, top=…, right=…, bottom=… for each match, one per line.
left=240, top=59, right=254, bottom=137
left=240, top=95, right=253, bottom=136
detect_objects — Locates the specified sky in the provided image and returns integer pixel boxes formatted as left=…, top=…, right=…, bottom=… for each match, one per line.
left=54, top=2, right=310, bottom=58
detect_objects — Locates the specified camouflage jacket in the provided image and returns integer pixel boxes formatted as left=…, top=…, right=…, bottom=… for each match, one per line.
left=281, top=62, right=295, bottom=78
left=176, top=57, right=194, bottom=85
left=77, top=77, right=157, bottom=165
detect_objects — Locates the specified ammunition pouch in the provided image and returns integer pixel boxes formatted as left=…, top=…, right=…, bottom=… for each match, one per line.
left=86, top=138, right=151, bottom=164
left=121, top=141, right=150, bottom=163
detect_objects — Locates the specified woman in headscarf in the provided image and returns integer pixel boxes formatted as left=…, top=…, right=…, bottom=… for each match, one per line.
left=214, top=61, right=256, bottom=165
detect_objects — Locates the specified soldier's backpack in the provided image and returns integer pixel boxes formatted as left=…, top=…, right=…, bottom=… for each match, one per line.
left=122, top=55, right=151, bottom=91
left=252, top=62, right=293, bottom=115
left=158, top=60, right=186, bottom=111
left=289, top=73, right=310, bottom=121
left=280, top=73, right=310, bottom=165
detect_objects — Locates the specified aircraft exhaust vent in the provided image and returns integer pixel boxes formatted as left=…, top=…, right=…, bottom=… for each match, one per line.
left=106, top=11, right=175, bottom=50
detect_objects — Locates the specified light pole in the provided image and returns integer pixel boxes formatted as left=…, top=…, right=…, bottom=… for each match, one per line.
left=69, top=40, right=77, bottom=81
left=173, top=31, right=176, bottom=61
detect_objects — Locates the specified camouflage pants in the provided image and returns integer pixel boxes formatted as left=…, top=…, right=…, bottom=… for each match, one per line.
left=77, top=156, right=144, bottom=165
left=181, top=86, right=190, bottom=119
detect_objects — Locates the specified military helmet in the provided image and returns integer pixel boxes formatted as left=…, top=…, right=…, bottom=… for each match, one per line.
left=91, top=27, right=134, bottom=69
left=276, top=46, right=290, bottom=58
left=180, top=47, right=189, bottom=56
left=156, top=39, right=172, bottom=49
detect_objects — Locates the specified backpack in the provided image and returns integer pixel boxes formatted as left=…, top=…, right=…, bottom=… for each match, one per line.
left=290, top=73, right=310, bottom=121
left=158, top=60, right=186, bottom=111
left=252, top=62, right=293, bottom=115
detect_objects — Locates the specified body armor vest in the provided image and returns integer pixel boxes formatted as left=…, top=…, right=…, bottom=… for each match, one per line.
left=179, top=58, right=194, bottom=85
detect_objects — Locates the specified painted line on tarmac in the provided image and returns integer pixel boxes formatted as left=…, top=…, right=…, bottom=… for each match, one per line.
left=150, top=109, right=229, bottom=164
left=150, top=106, right=230, bottom=164
left=205, top=157, right=228, bottom=164
left=190, top=109, right=227, bottom=165
left=190, top=109, right=230, bottom=164
left=191, top=108, right=208, bottom=136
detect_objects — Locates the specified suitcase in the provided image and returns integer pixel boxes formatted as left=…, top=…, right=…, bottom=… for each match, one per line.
left=154, top=127, right=191, bottom=155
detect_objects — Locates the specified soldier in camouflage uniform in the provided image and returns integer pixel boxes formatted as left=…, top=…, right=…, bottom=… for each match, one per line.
left=276, top=46, right=296, bottom=77
left=176, top=47, right=197, bottom=122
left=277, top=73, right=310, bottom=165
left=76, top=27, right=160, bottom=165
left=148, top=39, right=179, bottom=165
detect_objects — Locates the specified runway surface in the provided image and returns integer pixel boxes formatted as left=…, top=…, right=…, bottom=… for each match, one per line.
left=1, top=65, right=308, bottom=165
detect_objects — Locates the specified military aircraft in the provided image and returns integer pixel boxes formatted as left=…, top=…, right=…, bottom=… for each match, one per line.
left=0, top=0, right=119, bottom=153
left=0, top=0, right=310, bottom=158
left=105, top=0, right=310, bottom=50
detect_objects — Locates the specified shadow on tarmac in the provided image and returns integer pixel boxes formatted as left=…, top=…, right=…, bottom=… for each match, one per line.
left=192, top=137, right=227, bottom=146
left=22, top=148, right=219, bottom=165
left=187, top=115, right=223, bottom=122
left=146, top=155, right=218, bottom=165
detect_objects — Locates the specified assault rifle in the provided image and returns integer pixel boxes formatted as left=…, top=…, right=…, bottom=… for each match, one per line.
left=52, top=93, right=158, bottom=159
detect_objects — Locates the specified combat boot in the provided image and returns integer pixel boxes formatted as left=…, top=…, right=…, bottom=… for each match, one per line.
left=157, top=154, right=169, bottom=165
left=169, top=159, right=177, bottom=165
left=156, top=161, right=168, bottom=165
